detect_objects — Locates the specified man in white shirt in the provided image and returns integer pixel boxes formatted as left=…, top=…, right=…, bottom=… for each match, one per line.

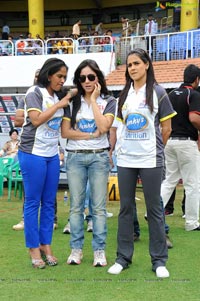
left=144, top=14, right=158, bottom=56
left=2, top=22, right=10, bottom=40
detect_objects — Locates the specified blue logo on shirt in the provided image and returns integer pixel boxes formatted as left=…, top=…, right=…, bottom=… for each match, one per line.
left=47, top=117, right=62, bottom=130
left=126, top=113, right=148, bottom=131
left=77, top=119, right=97, bottom=133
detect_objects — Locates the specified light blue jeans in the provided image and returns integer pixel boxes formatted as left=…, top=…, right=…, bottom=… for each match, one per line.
left=66, top=150, right=110, bottom=251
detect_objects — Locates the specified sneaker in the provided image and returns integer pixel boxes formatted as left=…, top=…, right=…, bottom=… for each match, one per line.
left=63, top=222, right=70, bottom=234
left=156, top=266, right=170, bottom=278
left=67, top=249, right=83, bottom=265
left=93, top=250, right=107, bottom=267
left=165, top=210, right=173, bottom=216
left=53, top=223, right=58, bottom=230
left=106, top=211, right=113, bottom=218
left=12, top=220, right=24, bottom=231
left=166, top=235, right=173, bottom=249
left=182, top=214, right=185, bottom=219
left=87, top=220, right=93, bottom=232
left=108, top=262, right=123, bottom=275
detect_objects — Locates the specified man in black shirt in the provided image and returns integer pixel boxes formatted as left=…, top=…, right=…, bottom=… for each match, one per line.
left=161, top=64, right=200, bottom=231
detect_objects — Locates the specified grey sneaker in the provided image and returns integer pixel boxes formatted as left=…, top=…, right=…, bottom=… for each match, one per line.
left=93, top=250, right=107, bottom=267
left=166, top=235, right=173, bottom=249
left=87, top=220, right=93, bottom=232
left=67, top=249, right=83, bottom=265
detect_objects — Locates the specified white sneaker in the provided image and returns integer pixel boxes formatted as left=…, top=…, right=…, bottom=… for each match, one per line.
left=182, top=214, right=185, bottom=219
left=106, top=211, right=113, bottom=218
left=63, top=222, right=70, bottom=234
left=67, top=249, right=83, bottom=265
left=12, top=220, right=24, bottom=231
left=53, top=223, right=58, bottom=230
left=156, top=266, right=170, bottom=278
left=108, top=262, right=123, bottom=275
left=93, top=250, right=107, bottom=267
left=87, top=220, right=93, bottom=232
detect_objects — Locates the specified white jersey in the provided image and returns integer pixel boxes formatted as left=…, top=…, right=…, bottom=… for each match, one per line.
left=115, top=84, right=176, bottom=168
left=19, top=86, right=64, bottom=157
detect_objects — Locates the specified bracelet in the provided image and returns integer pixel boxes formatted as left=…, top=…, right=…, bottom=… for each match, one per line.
left=89, top=132, right=94, bottom=139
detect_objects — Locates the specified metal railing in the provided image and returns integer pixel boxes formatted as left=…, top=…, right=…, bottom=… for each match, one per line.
left=115, top=29, right=200, bottom=64
left=0, top=29, right=200, bottom=64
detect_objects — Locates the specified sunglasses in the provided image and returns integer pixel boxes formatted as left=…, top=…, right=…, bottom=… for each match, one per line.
left=79, top=74, right=96, bottom=83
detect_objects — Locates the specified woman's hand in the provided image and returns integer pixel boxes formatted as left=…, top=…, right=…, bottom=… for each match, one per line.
left=58, top=88, right=78, bottom=108
left=91, top=83, right=101, bottom=103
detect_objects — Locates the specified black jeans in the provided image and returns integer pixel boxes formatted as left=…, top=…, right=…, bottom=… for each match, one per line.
left=116, top=166, right=168, bottom=271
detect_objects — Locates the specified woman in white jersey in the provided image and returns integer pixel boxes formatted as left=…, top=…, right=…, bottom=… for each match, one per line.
left=107, top=49, right=176, bottom=278
left=61, top=59, right=116, bottom=267
left=18, top=58, right=76, bottom=269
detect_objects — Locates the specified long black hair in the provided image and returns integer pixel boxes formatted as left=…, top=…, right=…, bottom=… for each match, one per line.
left=71, top=59, right=110, bottom=128
left=118, top=49, right=156, bottom=120
left=37, top=58, right=68, bottom=88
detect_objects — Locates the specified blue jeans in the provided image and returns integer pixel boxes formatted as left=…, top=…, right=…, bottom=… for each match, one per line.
left=66, top=150, right=110, bottom=251
left=18, top=150, right=60, bottom=248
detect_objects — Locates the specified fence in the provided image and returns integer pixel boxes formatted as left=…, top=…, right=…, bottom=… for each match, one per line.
left=0, top=29, right=200, bottom=64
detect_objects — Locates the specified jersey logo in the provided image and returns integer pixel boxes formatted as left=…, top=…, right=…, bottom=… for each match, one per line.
left=77, top=118, right=97, bottom=132
left=125, top=113, right=148, bottom=131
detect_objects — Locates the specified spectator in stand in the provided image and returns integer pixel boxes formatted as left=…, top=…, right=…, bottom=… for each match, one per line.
left=79, top=33, right=90, bottom=53
left=72, top=20, right=81, bottom=39
left=16, top=35, right=26, bottom=55
left=95, top=22, right=104, bottom=36
left=144, top=13, right=158, bottom=54
left=57, top=39, right=68, bottom=54
left=23, top=40, right=35, bottom=55
left=0, top=128, right=19, bottom=161
left=103, top=36, right=112, bottom=52
left=2, top=21, right=10, bottom=40
left=89, top=37, right=102, bottom=53
left=66, top=34, right=74, bottom=54
left=121, top=17, right=132, bottom=37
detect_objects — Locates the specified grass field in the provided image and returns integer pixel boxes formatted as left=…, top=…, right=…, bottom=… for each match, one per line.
left=0, top=185, right=200, bottom=301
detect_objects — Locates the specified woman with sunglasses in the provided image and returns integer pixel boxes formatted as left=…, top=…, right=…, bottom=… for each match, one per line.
left=61, top=59, right=116, bottom=267
left=107, top=49, right=176, bottom=277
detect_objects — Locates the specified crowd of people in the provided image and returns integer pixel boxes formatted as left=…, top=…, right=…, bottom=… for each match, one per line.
left=0, top=20, right=116, bottom=56
left=1, top=17, right=200, bottom=278
left=0, top=15, right=159, bottom=56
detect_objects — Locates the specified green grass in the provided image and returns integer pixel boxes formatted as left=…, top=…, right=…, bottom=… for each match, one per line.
left=0, top=185, right=200, bottom=301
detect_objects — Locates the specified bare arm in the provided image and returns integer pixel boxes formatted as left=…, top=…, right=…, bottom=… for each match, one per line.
left=109, top=126, right=117, bottom=168
left=14, top=109, right=24, bottom=127
left=160, top=118, right=172, bottom=145
left=29, top=90, right=76, bottom=127
left=61, top=118, right=100, bottom=140
left=189, top=112, right=200, bottom=131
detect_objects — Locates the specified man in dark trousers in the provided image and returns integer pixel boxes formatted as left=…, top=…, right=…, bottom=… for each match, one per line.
left=161, top=64, right=200, bottom=231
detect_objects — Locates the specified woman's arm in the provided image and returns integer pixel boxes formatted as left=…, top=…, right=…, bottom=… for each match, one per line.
left=61, top=119, right=100, bottom=140
left=160, top=118, right=172, bottom=145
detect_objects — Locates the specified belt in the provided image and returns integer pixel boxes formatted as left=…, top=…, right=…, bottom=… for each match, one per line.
left=66, top=148, right=109, bottom=154
left=169, top=137, right=196, bottom=141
